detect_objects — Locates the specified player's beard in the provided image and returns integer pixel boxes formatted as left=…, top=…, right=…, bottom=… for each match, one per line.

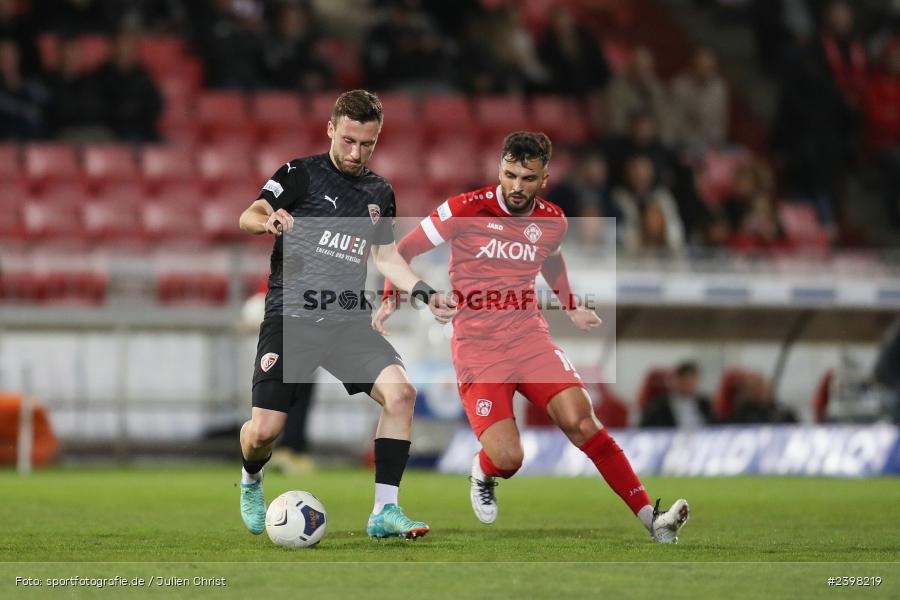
left=330, top=149, right=364, bottom=176
left=506, top=190, right=536, bottom=215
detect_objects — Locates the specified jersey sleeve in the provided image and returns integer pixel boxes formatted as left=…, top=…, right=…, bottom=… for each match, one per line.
left=419, top=193, right=468, bottom=246
left=258, top=160, right=309, bottom=212
left=371, top=189, right=396, bottom=245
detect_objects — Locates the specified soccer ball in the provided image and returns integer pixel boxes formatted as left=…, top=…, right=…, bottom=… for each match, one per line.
left=265, top=490, right=327, bottom=548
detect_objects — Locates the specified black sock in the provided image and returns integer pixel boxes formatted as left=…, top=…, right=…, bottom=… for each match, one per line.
left=242, top=452, right=271, bottom=475
left=373, top=438, right=411, bottom=487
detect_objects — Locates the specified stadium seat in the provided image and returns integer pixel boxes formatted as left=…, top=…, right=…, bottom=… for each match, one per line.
left=157, top=272, right=229, bottom=305
left=378, top=93, right=419, bottom=129
left=474, top=96, right=529, bottom=140
left=392, top=183, right=437, bottom=219
left=636, top=367, right=672, bottom=410
left=0, top=144, right=20, bottom=183
left=425, top=136, right=481, bottom=194
left=530, top=96, right=590, bottom=145
left=77, top=34, right=112, bottom=72
left=40, top=271, right=107, bottom=305
left=367, top=139, right=422, bottom=186
left=195, top=92, right=253, bottom=143
left=23, top=144, right=80, bottom=192
left=307, top=92, right=337, bottom=126
left=82, top=194, right=144, bottom=243
left=201, top=185, right=257, bottom=242
left=140, top=146, right=195, bottom=194
left=252, top=92, right=307, bottom=143
left=713, top=368, right=749, bottom=422
left=197, top=144, right=254, bottom=193
left=158, top=103, right=199, bottom=147
left=255, top=142, right=317, bottom=183
left=138, top=35, right=186, bottom=77
left=22, top=192, right=89, bottom=244
left=813, top=369, right=834, bottom=423
left=82, top=144, right=139, bottom=193
left=141, top=191, right=202, bottom=242
left=0, top=185, right=25, bottom=242
left=593, top=384, right=629, bottom=428
left=422, top=95, right=476, bottom=138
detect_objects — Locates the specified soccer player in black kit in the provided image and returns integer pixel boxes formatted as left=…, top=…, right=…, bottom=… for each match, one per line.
left=238, top=90, right=457, bottom=539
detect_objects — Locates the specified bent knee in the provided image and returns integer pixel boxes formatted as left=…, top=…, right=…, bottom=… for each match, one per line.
left=490, top=446, right=524, bottom=472
left=383, top=384, right=417, bottom=414
left=249, top=420, right=282, bottom=447
left=559, top=416, right=600, bottom=444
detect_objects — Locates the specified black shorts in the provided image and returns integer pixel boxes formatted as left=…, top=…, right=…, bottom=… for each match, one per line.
left=252, top=316, right=404, bottom=412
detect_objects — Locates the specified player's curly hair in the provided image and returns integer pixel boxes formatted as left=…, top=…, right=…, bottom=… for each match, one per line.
left=331, top=89, right=384, bottom=125
left=501, top=131, right=552, bottom=167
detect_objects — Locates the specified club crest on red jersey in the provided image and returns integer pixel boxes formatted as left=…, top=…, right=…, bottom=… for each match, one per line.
left=476, top=398, right=493, bottom=417
left=523, top=223, right=542, bottom=244
left=260, top=352, right=279, bottom=372
left=368, top=204, right=381, bottom=224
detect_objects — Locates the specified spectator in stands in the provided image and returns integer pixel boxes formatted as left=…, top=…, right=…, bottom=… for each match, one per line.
left=263, top=2, right=332, bottom=91
left=640, top=361, right=713, bottom=428
left=613, top=154, right=685, bottom=254
left=772, top=0, right=862, bottom=228
left=731, top=372, right=796, bottom=424
left=0, top=38, right=49, bottom=140
left=670, top=47, right=729, bottom=152
left=864, top=38, right=900, bottom=227
left=0, top=0, right=41, bottom=76
left=44, top=36, right=112, bottom=141
left=605, top=111, right=678, bottom=190
left=720, top=161, right=771, bottom=234
left=750, top=0, right=814, bottom=77
left=197, top=0, right=266, bottom=90
left=39, top=0, right=115, bottom=34
left=94, top=29, right=162, bottom=142
left=363, top=0, right=451, bottom=92
left=537, top=6, right=610, bottom=96
left=606, top=46, right=672, bottom=143
left=485, top=5, right=549, bottom=93
left=457, top=16, right=510, bottom=93
left=546, top=149, right=617, bottom=244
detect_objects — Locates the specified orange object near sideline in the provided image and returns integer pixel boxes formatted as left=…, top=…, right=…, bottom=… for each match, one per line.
left=0, top=393, right=59, bottom=466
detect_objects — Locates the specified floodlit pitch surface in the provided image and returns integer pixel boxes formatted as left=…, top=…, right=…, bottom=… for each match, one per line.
left=1, top=467, right=897, bottom=599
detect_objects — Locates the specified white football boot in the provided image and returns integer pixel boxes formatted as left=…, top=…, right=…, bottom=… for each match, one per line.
left=469, top=453, right=499, bottom=524
left=650, top=498, right=690, bottom=544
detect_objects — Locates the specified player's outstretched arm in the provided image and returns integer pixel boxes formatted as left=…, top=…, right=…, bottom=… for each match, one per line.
left=239, top=198, right=294, bottom=236
left=371, top=242, right=457, bottom=333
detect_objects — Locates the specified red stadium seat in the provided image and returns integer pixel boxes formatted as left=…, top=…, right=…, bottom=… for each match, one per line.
left=252, top=92, right=308, bottom=143
left=23, top=144, right=80, bottom=192
left=82, top=144, right=139, bottom=193
left=813, top=369, right=834, bottom=423
left=141, top=192, right=202, bottom=242
left=255, top=142, right=320, bottom=182
left=315, top=39, right=362, bottom=89
left=530, top=96, right=591, bottom=145
left=367, top=139, right=422, bottom=186
left=83, top=195, right=144, bottom=243
left=78, top=34, right=112, bottom=71
left=157, top=272, right=229, bottom=305
left=378, top=93, right=420, bottom=130
left=40, top=271, right=107, bottom=305
left=0, top=185, right=25, bottom=242
left=392, top=183, right=437, bottom=219
left=422, top=95, right=476, bottom=138
left=139, top=35, right=186, bottom=77
left=425, top=137, right=481, bottom=194
left=307, top=92, right=337, bottom=126
left=201, top=186, right=257, bottom=242
left=158, top=103, right=199, bottom=147
left=23, top=193, right=89, bottom=244
left=195, top=92, right=253, bottom=143
left=637, top=367, right=673, bottom=410
left=0, top=144, right=20, bottom=183
left=713, top=368, right=749, bottom=422
left=474, top=96, right=529, bottom=140
left=141, top=146, right=195, bottom=193
left=197, top=144, right=254, bottom=193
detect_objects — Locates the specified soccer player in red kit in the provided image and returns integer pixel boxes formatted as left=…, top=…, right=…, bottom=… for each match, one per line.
left=376, top=132, right=690, bottom=543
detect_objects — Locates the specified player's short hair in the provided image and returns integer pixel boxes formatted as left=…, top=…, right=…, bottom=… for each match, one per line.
left=675, top=361, right=699, bottom=377
left=501, top=131, right=552, bottom=168
left=331, top=90, right=383, bottom=125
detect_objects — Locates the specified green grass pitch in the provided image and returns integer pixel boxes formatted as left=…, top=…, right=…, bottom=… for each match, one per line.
left=0, top=466, right=897, bottom=599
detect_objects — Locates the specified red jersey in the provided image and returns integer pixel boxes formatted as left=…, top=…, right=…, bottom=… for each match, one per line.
left=419, top=184, right=568, bottom=343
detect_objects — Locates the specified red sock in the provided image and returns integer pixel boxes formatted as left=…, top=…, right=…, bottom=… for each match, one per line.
left=479, top=449, right=519, bottom=479
left=579, top=429, right=651, bottom=514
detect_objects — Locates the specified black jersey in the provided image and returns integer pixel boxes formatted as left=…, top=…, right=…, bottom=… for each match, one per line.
left=257, top=153, right=396, bottom=321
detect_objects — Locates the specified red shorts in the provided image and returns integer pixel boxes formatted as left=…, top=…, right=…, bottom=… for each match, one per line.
left=453, top=332, right=585, bottom=438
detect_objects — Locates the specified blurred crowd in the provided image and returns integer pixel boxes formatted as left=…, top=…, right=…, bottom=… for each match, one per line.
left=1, top=0, right=899, bottom=254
